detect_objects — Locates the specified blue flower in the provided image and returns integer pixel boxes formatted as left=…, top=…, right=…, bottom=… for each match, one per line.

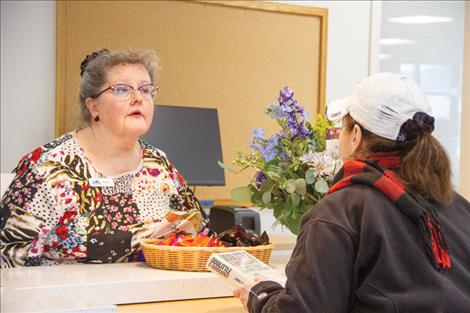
left=310, top=139, right=317, bottom=151
left=266, top=103, right=283, bottom=119
left=249, top=142, right=263, bottom=153
left=280, top=103, right=294, bottom=114
left=260, top=135, right=279, bottom=161
left=252, top=127, right=265, bottom=140
left=261, top=149, right=277, bottom=162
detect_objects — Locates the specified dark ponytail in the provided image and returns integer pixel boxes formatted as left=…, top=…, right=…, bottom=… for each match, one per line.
left=397, top=115, right=453, bottom=204
left=344, top=114, right=453, bottom=205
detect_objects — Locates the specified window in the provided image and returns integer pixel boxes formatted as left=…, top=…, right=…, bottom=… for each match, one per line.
left=379, top=1, right=466, bottom=188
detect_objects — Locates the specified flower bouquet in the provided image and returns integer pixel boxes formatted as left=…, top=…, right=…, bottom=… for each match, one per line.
left=220, top=87, right=341, bottom=234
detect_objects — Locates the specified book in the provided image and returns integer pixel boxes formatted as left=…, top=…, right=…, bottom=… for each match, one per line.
left=206, top=250, right=286, bottom=289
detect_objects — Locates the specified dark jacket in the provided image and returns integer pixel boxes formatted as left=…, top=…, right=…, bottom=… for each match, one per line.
left=249, top=186, right=470, bottom=313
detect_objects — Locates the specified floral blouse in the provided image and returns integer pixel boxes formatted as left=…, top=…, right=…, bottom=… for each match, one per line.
left=0, top=131, right=207, bottom=267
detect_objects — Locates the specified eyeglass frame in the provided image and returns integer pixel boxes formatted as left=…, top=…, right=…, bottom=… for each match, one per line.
left=91, top=83, right=159, bottom=100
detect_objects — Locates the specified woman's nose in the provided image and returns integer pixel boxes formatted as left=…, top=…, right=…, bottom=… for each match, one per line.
left=130, top=89, right=144, bottom=104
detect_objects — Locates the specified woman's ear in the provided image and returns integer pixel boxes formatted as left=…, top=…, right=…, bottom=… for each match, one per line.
left=350, top=124, right=363, bottom=154
left=85, top=98, right=99, bottom=120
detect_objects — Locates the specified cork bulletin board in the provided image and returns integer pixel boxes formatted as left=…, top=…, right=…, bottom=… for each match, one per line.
left=56, top=0, right=328, bottom=201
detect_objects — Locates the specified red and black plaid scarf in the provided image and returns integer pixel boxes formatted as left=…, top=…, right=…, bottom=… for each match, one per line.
left=328, top=152, right=451, bottom=271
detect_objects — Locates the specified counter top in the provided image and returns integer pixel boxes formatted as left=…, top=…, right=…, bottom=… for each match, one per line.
left=1, top=254, right=289, bottom=313
left=118, top=297, right=243, bottom=313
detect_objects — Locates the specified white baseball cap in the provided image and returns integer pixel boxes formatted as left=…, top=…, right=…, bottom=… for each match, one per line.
left=326, top=72, right=432, bottom=141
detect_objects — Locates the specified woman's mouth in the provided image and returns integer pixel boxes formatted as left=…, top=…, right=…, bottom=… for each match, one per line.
left=129, top=110, right=143, bottom=118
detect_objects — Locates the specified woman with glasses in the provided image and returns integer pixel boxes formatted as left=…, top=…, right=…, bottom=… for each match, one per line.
left=0, top=49, right=207, bottom=267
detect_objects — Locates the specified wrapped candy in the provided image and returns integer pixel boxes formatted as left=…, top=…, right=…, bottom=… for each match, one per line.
left=217, top=224, right=270, bottom=247
left=153, top=225, right=269, bottom=248
left=155, top=227, right=223, bottom=247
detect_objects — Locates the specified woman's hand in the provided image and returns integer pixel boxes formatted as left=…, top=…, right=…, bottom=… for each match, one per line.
left=233, top=277, right=267, bottom=312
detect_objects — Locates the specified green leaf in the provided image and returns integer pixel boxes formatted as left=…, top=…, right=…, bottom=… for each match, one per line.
left=285, top=179, right=296, bottom=194
left=314, top=179, right=329, bottom=193
left=251, top=189, right=263, bottom=204
left=231, top=186, right=253, bottom=202
left=291, top=192, right=300, bottom=208
left=284, top=213, right=301, bottom=234
left=273, top=203, right=283, bottom=219
left=294, top=178, right=307, bottom=195
left=277, top=213, right=288, bottom=225
left=266, top=171, right=281, bottom=180
left=284, top=196, right=294, bottom=213
left=262, top=191, right=272, bottom=204
left=259, top=180, right=274, bottom=192
left=305, top=168, right=315, bottom=184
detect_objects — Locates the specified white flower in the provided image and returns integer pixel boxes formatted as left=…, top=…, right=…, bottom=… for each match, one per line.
left=300, top=151, right=337, bottom=177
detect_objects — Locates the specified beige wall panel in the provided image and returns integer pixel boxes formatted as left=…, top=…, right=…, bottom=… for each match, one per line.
left=56, top=0, right=327, bottom=201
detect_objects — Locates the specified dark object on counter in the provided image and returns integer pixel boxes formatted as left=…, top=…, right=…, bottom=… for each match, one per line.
left=209, top=206, right=261, bottom=235
left=218, top=224, right=269, bottom=247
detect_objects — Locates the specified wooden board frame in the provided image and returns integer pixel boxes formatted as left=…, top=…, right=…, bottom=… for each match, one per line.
left=55, top=0, right=328, bottom=200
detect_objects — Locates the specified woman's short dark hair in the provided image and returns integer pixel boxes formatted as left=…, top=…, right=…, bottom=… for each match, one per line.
left=344, top=114, right=453, bottom=205
left=79, top=48, right=160, bottom=123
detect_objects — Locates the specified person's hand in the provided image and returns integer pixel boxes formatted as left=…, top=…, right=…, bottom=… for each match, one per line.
left=233, top=276, right=267, bottom=312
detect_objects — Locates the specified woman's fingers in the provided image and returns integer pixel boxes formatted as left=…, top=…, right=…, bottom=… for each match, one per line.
left=233, top=288, right=241, bottom=298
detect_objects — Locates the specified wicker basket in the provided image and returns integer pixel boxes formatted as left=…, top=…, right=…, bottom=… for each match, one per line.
left=141, top=238, right=273, bottom=272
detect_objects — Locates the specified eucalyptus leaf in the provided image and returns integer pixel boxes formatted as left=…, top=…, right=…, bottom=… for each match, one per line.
left=285, top=179, right=296, bottom=194
left=314, top=179, right=329, bottom=193
left=294, top=178, right=307, bottom=195
left=251, top=190, right=263, bottom=204
left=291, top=192, right=301, bottom=208
left=262, top=191, right=272, bottom=204
left=231, top=186, right=252, bottom=202
left=305, top=168, right=315, bottom=184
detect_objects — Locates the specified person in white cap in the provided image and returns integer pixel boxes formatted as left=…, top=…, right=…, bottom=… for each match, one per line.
left=234, top=73, right=470, bottom=313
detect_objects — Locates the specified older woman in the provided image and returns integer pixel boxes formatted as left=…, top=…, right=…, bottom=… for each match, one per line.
left=0, top=49, right=207, bottom=267
left=234, top=73, right=470, bottom=312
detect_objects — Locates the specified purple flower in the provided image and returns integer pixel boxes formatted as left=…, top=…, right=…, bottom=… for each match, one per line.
left=255, top=171, right=267, bottom=188
left=278, top=87, right=294, bottom=104
left=292, top=124, right=310, bottom=139
left=273, top=87, right=311, bottom=140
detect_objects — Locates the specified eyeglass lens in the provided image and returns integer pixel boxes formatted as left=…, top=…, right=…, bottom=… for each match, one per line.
left=111, top=84, right=157, bottom=99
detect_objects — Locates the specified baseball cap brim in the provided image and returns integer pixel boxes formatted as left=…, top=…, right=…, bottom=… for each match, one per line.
left=326, top=96, right=352, bottom=122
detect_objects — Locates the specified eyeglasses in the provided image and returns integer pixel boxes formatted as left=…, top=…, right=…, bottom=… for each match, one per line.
left=91, top=83, right=158, bottom=100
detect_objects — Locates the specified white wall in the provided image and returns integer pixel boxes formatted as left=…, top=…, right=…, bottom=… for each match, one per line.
left=0, top=1, right=56, bottom=172
left=0, top=1, right=371, bottom=173
left=460, top=2, right=470, bottom=200
left=276, top=1, right=372, bottom=105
